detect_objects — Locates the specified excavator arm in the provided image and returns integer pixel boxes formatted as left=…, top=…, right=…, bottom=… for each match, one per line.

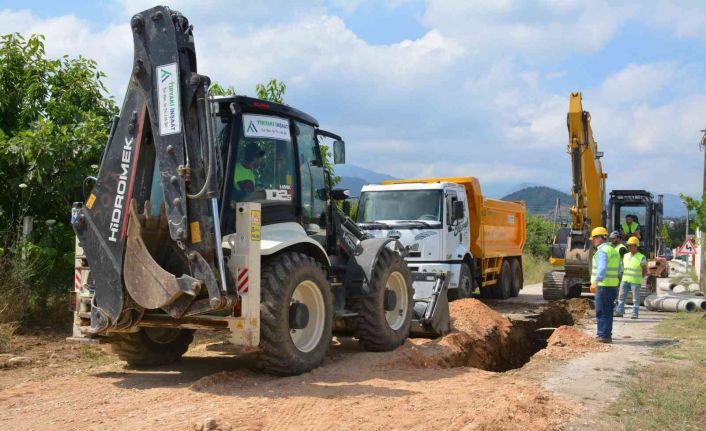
left=72, top=6, right=228, bottom=333
left=567, top=92, right=607, bottom=233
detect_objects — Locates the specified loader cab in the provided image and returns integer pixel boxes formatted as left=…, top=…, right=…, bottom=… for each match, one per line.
left=607, top=190, right=663, bottom=258
left=212, top=96, right=344, bottom=247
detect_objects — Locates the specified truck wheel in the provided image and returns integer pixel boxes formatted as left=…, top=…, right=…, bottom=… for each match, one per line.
left=352, top=248, right=413, bottom=351
left=510, top=259, right=523, bottom=297
left=109, top=328, right=194, bottom=366
left=257, top=252, right=333, bottom=376
left=449, top=262, right=473, bottom=300
left=492, top=261, right=513, bottom=299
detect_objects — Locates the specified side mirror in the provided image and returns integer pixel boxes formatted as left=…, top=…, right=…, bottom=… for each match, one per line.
left=452, top=200, right=465, bottom=221
left=546, top=234, right=552, bottom=245
left=331, top=188, right=350, bottom=201
left=342, top=200, right=351, bottom=216
left=333, top=140, right=346, bottom=164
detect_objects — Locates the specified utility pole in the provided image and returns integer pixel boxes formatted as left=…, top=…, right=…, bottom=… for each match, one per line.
left=698, top=127, right=706, bottom=290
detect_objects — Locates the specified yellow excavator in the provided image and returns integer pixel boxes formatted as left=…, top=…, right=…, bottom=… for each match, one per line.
left=543, top=92, right=607, bottom=299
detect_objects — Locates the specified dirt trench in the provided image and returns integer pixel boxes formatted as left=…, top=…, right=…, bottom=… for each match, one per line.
left=389, top=298, right=595, bottom=371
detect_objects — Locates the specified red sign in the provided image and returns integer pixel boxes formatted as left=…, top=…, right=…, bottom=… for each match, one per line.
left=677, top=239, right=698, bottom=255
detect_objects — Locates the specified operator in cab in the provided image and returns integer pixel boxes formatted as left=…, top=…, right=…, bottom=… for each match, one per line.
left=231, top=142, right=264, bottom=206
left=590, top=226, right=620, bottom=344
left=621, top=214, right=641, bottom=240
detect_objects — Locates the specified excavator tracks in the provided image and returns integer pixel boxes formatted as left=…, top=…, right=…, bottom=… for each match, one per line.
left=542, top=270, right=566, bottom=300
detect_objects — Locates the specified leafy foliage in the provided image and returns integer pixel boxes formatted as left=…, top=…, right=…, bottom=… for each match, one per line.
left=209, top=82, right=235, bottom=96
left=255, top=79, right=286, bottom=104
left=525, top=214, right=554, bottom=257
left=0, top=33, right=117, bottom=324
left=681, top=193, right=706, bottom=235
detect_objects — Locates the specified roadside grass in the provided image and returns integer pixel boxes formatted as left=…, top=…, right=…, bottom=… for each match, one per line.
left=600, top=313, right=706, bottom=430
left=79, top=345, right=115, bottom=367
left=522, top=252, right=553, bottom=285
left=0, top=322, right=19, bottom=353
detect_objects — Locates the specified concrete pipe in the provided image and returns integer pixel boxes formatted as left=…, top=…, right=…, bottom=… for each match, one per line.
left=644, top=295, right=697, bottom=312
left=687, top=283, right=701, bottom=292
left=666, top=291, right=705, bottom=298
left=680, top=277, right=694, bottom=285
left=672, top=285, right=688, bottom=294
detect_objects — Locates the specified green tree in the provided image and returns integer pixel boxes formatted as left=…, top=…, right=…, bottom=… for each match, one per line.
left=209, top=82, right=235, bottom=96
left=525, top=214, right=554, bottom=257
left=255, top=79, right=286, bottom=103
left=0, top=33, right=117, bottom=322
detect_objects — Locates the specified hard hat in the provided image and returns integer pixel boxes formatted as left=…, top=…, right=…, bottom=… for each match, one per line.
left=626, top=236, right=640, bottom=246
left=590, top=226, right=608, bottom=239
left=609, top=230, right=621, bottom=239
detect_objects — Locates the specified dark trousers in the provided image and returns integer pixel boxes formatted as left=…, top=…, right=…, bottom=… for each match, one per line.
left=595, top=286, right=618, bottom=339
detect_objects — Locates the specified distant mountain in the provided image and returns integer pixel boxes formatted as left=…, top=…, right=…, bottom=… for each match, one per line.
left=336, top=164, right=397, bottom=197
left=502, top=186, right=572, bottom=218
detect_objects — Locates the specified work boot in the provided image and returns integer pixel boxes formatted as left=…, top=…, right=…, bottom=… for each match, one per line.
left=613, top=312, right=623, bottom=318
left=631, top=314, right=638, bottom=319
left=596, top=337, right=612, bottom=344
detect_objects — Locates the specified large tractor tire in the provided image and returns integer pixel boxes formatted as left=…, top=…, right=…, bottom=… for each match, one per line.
left=492, top=260, right=513, bottom=299
left=257, top=252, right=333, bottom=376
left=109, top=328, right=194, bottom=366
left=448, top=262, right=473, bottom=300
left=510, top=258, right=523, bottom=297
left=352, top=248, right=413, bottom=351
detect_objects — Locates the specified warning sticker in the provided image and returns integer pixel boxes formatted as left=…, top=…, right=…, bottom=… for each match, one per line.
left=86, top=193, right=96, bottom=209
left=243, top=114, right=290, bottom=140
left=250, top=209, right=261, bottom=241
left=157, top=63, right=181, bottom=136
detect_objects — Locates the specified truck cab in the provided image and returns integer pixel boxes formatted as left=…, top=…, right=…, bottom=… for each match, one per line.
left=357, top=181, right=472, bottom=300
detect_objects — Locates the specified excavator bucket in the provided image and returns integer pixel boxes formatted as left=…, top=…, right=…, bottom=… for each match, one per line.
left=410, top=273, right=451, bottom=338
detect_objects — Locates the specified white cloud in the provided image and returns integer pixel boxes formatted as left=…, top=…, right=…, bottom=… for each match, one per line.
left=2, top=1, right=705, bottom=197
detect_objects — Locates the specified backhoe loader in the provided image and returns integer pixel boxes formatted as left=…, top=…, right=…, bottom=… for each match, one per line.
left=69, top=5, right=414, bottom=376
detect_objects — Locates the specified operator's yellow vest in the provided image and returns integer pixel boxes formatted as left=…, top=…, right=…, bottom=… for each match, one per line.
left=621, top=222, right=639, bottom=236
left=591, top=243, right=620, bottom=287
left=622, top=252, right=645, bottom=284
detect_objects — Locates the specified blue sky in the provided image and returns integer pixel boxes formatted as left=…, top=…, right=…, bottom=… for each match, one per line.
left=2, top=0, right=705, bottom=197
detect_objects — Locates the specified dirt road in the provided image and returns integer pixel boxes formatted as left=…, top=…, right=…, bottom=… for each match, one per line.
left=0, top=281, right=677, bottom=431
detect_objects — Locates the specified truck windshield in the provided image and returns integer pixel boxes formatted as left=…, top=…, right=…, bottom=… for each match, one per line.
left=356, top=190, right=443, bottom=224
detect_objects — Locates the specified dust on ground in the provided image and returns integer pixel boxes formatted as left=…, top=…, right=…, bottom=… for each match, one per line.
left=0, top=296, right=609, bottom=431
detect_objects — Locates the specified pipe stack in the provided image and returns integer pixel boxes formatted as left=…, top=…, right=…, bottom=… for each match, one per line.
left=647, top=277, right=706, bottom=313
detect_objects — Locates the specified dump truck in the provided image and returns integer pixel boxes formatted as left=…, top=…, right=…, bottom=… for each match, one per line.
left=357, top=177, right=526, bottom=315
left=69, top=5, right=415, bottom=376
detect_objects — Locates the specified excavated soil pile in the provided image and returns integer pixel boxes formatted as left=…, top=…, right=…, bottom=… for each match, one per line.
left=537, top=325, right=609, bottom=360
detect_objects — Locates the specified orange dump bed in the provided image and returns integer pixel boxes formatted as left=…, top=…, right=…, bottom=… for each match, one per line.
left=381, top=177, right=526, bottom=259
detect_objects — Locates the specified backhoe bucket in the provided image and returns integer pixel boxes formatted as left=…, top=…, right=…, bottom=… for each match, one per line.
left=410, top=273, right=451, bottom=338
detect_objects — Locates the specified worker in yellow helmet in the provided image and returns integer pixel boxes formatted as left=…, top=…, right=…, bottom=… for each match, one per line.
left=590, top=226, right=620, bottom=343
left=614, top=236, right=646, bottom=319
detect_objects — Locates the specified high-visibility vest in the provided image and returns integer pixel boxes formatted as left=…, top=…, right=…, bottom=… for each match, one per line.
left=233, top=163, right=255, bottom=191
left=621, top=222, right=639, bottom=236
left=613, top=243, right=627, bottom=256
left=622, top=252, right=645, bottom=284
left=591, top=243, right=620, bottom=287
